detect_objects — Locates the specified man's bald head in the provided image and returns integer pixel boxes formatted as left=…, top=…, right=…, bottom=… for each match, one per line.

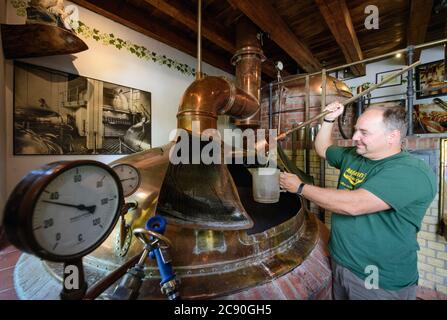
left=364, top=105, right=408, bottom=141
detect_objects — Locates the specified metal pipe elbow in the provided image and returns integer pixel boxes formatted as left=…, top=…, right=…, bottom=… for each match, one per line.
left=176, top=76, right=259, bottom=133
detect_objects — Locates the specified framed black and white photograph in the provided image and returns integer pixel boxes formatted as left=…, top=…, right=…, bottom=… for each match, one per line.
left=375, top=69, right=403, bottom=87
left=415, top=59, right=447, bottom=99
left=13, top=62, right=151, bottom=155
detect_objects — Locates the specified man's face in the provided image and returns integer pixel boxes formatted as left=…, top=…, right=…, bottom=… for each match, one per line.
left=352, top=109, right=391, bottom=159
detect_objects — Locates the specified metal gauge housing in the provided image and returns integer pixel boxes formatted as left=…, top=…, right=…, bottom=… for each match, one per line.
left=3, top=160, right=123, bottom=262
left=111, top=163, right=141, bottom=197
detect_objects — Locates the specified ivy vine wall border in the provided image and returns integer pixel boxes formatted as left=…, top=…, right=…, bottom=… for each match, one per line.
left=10, top=0, right=198, bottom=77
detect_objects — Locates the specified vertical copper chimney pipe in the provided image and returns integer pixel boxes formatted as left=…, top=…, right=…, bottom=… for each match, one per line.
left=196, top=0, right=203, bottom=80
left=231, top=18, right=265, bottom=128
left=177, top=17, right=263, bottom=133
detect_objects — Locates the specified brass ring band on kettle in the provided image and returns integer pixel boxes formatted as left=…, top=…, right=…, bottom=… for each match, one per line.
left=231, top=46, right=266, bottom=65
left=133, top=228, right=172, bottom=249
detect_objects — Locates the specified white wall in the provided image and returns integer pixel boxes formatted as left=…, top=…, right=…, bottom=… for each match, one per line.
left=2, top=1, right=232, bottom=205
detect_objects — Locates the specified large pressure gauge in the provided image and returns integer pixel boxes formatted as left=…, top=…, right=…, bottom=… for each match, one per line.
left=3, top=160, right=124, bottom=262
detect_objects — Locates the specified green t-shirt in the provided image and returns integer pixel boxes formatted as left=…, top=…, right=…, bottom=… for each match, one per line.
left=326, top=145, right=437, bottom=290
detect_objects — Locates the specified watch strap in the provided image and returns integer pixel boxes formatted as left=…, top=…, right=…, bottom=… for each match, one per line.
left=296, top=183, right=305, bottom=196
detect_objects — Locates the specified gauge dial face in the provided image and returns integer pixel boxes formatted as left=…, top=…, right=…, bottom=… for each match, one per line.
left=32, top=165, right=121, bottom=257
left=276, top=61, right=284, bottom=71
left=112, top=164, right=141, bottom=197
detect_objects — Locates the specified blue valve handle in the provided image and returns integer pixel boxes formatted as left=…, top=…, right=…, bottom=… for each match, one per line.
left=146, top=216, right=175, bottom=285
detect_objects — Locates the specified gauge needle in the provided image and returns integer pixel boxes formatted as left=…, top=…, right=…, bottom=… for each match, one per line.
left=120, top=177, right=136, bottom=182
left=42, top=200, right=97, bottom=214
left=70, top=211, right=94, bottom=222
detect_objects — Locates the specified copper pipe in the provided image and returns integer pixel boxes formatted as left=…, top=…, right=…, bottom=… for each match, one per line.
left=196, top=0, right=203, bottom=80
left=177, top=76, right=259, bottom=133
left=232, top=18, right=265, bottom=127
left=177, top=18, right=263, bottom=132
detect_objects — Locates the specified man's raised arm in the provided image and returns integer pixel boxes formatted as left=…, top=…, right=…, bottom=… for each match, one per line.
left=315, top=102, right=344, bottom=159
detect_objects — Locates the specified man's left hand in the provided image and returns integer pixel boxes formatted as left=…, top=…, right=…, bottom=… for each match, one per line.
left=279, top=172, right=302, bottom=193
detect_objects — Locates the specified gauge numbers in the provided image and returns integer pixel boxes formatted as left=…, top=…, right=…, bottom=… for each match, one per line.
left=112, top=164, right=141, bottom=197
left=32, top=165, right=121, bottom=257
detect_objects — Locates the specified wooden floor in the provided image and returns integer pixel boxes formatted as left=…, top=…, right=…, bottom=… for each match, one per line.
left=0, top=239, right=446, bottom=300
left=0, top=241, right=19, bottom=300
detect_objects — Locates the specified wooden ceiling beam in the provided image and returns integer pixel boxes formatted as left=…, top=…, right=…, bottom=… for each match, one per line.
left=227, top=0, right=321, bottom=73
left=314, top=0, right=365, bottom=76
left=70, top=0, right=234, bottom=75
left=143, top=0, right=235, bottom=53
left=407, top=0, right=434, bottom=61
left=142, top=0, right=283, bottom=79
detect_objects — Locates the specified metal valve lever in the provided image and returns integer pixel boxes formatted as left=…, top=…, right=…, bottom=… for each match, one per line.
left=110, top=215, right=178, bottom=300
left=145, top=216, right=180, bottom=300
left=110, top=219, right=169, bottom=300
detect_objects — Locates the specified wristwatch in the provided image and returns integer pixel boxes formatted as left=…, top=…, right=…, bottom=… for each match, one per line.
left=296, top=183, right=305, bottom=196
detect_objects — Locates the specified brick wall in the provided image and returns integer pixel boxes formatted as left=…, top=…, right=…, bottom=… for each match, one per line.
left=415, top=190, right=447, bottom=293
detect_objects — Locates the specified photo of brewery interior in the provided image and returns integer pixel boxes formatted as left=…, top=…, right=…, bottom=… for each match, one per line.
left=0, top=0, right=447, bottom=301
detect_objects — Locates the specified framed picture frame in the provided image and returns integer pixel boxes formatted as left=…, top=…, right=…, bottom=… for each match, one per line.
left=415, top=59, right=447, bottom=99
left=375, top=69, right=403, bottom=87
left=438, top=138, right=447, bottom=240
left=335, top=68, right=363, bottom=81
left=367, top=99, right=406, bottom=109
left=445, top=45, right=447, bottom=77
left=412, top=98, right=447, bottom=134
left=13, top=61, right=152, bottom=155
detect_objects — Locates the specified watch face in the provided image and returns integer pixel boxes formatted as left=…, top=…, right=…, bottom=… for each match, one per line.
left=32, top=164, right=121, bottom=257
left=112, top=164, right=141, bottom=197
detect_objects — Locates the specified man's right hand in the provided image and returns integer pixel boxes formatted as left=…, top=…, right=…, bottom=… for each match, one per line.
left=324, top=102, right=344, bottom=121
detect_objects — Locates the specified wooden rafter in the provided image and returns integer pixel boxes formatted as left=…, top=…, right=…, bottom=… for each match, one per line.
left=314, top=0, right=365, bottom=76
left=227, top=0, right=321, bottom=73
left=408, top=0, right=434, bottom=61
left=142, top=0, right=284, bottom=79
left=143, top=0, right=234, bottom=53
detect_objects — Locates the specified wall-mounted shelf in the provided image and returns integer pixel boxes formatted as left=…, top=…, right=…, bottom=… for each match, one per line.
left=0, top=23, right=88, bottom=59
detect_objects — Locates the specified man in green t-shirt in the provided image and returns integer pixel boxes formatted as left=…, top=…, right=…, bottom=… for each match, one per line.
left=279, top=102, right=437, bottom=300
